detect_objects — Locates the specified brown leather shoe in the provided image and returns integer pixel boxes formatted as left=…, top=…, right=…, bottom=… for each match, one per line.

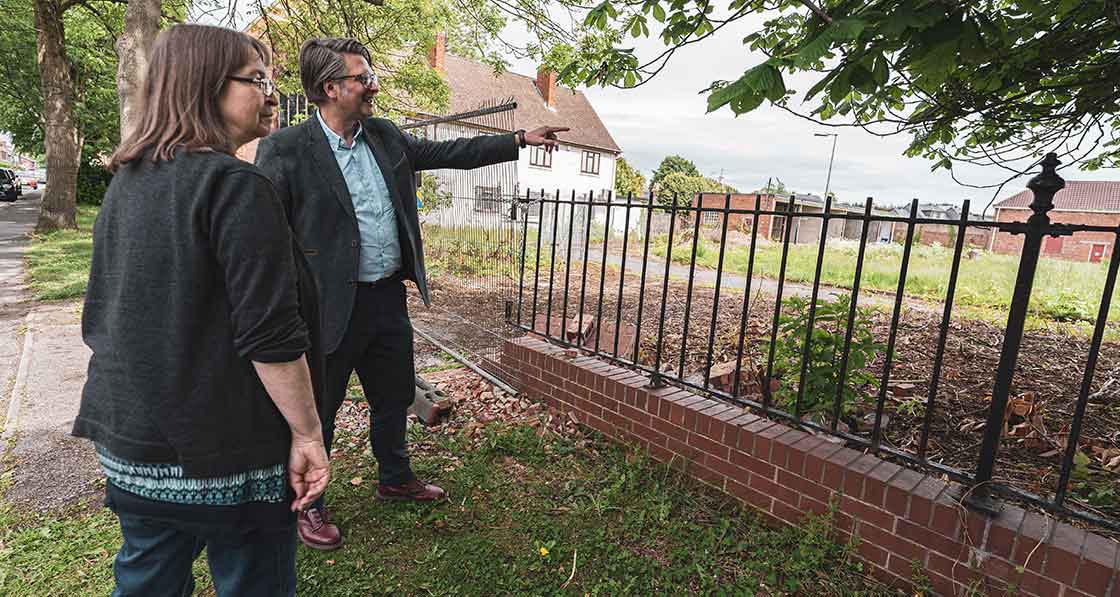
left=376, top=479, right=446, bottom=502
left=297, top=507, right=342, bottom=551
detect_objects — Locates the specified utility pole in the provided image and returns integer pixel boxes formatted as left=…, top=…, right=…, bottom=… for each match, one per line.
left=814, top=132, right=838, bottom=201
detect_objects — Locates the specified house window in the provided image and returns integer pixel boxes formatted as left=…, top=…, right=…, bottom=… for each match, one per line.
left=702, top=211, right=721, bottom=226
left=529, top=145, right=552, bottom=168
left=581, top=150, right=600, bottom=175
left=474, top=185, right=500, bottom=213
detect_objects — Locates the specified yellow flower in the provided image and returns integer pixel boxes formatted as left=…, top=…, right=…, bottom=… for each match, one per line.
left=538, top=546, right=549, bottom=557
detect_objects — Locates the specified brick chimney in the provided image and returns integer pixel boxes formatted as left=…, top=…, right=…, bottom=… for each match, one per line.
left=428, top=32, right=446, bottom=74
left=536, top=67, right=556, bottom=108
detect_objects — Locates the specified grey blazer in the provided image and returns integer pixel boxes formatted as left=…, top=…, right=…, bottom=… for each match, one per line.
left=255, top=116, right=518, bottom=353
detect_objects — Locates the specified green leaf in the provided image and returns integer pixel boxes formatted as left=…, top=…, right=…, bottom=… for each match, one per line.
left=872, top=54, right=889, bottom=85
left=652, top=3, right=665, bottom=22
left=830, top=18, right=866, bottom=41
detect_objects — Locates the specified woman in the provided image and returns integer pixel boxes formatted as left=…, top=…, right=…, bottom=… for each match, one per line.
left=73, top=24, right=328, bottom=596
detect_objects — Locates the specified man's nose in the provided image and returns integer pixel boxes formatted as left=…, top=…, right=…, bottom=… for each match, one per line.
left=265, top=92, right=279, bottom=106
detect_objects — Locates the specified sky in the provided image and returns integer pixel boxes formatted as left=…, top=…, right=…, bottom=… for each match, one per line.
left=495, top=14, right=1120, bottom=213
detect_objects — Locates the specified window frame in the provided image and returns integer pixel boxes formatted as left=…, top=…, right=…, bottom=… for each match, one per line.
left=580, top=150, right=601, bottom=175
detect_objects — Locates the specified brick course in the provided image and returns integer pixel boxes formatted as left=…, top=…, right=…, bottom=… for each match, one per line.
left=504, top=336, right=1120, bottom=596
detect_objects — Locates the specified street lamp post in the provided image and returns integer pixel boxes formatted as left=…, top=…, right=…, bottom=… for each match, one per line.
left=814, top=132, right=838, bottom=201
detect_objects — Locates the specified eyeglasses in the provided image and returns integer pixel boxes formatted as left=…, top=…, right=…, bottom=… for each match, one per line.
left=227, top=75, right=276, bottom=96
left=332, top=72, right=379, bottom=88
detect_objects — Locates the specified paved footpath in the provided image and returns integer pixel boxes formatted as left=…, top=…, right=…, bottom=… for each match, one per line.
left=0, top=194, right=102, bottom=513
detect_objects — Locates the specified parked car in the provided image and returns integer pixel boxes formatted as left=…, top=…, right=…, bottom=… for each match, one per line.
left=0, top=169, right=18, bottom=201
left=16, top=170, right=37, bottom=190
left=36, top=169, right=46, bottom=185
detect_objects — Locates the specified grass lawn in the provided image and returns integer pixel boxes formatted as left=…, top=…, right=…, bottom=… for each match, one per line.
left=647, top=234, right=1116, bottom=323
left=0, top=401, right=898, bottom=596
left=24, top=204, right=98, bottom=301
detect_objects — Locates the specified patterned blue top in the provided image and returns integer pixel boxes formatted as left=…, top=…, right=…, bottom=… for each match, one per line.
left=96, top=445, right=286, bottom=506
left=316, top=111, right=402, bottom=282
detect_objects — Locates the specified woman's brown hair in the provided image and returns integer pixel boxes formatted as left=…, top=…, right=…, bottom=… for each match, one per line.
left=108, top=24, right=271, bottom=171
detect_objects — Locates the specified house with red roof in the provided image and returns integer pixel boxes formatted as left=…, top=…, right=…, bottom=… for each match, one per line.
left=989, top=181, right=1120, bottom=263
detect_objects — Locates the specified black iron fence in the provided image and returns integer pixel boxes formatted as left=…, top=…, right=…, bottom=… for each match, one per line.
left=508, top=154, right=1120, bottom=533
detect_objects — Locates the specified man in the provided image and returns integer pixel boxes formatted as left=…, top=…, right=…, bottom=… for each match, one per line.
left=255, top=37, right=566, bottom=551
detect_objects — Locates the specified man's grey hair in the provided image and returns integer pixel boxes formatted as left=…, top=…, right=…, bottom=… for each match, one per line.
left=299, top=37, right=372, bottom=105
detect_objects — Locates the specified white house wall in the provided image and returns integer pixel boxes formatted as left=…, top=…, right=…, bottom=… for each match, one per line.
left=518, top=144, right=617, bottom=203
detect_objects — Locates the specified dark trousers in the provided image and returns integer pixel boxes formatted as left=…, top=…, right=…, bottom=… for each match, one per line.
left=318, top=281, right=416, bottom=506
left=111, top=512, right=296, bottom=597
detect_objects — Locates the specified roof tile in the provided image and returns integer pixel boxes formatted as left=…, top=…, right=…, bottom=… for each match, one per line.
left=993, top=181, right=1120, bottom=213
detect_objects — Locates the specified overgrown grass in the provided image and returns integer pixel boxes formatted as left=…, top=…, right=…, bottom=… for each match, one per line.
left=650, top=235, right=1117, bottom=323
left=0, top=421, right=892, bottom=595
left=24, top=205, right=98, bottom=301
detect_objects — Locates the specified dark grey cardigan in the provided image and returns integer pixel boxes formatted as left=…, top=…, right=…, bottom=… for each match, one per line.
left=73, top=149, right=320, bottom=478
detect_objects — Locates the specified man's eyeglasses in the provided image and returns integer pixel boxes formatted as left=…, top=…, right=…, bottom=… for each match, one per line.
left=227, top=75, right=276, bottom=96
left=332, top=72, right=379, bottom=88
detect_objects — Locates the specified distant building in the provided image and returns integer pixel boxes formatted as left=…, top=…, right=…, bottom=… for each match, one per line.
left=990, top=181, right=1120, bottom=263
left=693, top=192, right=896, bottom=245
left=237, top=17, right=622, bottom=201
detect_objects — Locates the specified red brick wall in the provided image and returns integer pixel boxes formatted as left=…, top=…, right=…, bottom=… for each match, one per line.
left=695, top=193, right=778, bottom=237
left=504, top=336, right=1120, bottom=596
left=992, top=209, right=1120, bottom=263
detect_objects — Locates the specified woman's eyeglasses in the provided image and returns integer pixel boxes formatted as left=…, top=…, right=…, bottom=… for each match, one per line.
left=227, top=75, right=276, bottom=96
left=332, top=72, right=379, bottom=88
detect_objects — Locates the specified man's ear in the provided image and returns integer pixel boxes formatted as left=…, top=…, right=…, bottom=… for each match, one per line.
left=322, top=81, right=337, bottom=101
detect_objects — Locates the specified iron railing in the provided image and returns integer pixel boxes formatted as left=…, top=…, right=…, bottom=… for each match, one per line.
left=508, top=153, right=1120, bottom=533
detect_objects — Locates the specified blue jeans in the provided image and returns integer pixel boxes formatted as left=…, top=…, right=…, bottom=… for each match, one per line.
left=111, top=512, right=297, bottom=597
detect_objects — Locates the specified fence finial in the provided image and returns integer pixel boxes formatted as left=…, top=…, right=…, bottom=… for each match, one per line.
left=1027, top=152, right=1065, bottom=214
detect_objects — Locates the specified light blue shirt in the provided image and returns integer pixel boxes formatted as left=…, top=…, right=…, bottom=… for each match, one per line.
left=317, top=111, right=401, bottom=282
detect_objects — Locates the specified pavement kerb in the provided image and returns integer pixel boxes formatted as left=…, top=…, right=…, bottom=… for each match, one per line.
left=2, top=316, right=31, bottom=440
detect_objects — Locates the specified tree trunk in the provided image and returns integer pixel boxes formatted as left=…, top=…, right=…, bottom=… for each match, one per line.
left=33, top=0, right=80, bottom=232
left=116, top=0, right=161, bottom=141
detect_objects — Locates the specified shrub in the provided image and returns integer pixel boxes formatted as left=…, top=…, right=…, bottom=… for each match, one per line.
left=771, top=294, right=883, bottom=419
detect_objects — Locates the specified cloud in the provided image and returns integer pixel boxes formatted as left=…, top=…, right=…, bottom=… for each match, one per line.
left=499, top=15, right=1120, bottom=211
